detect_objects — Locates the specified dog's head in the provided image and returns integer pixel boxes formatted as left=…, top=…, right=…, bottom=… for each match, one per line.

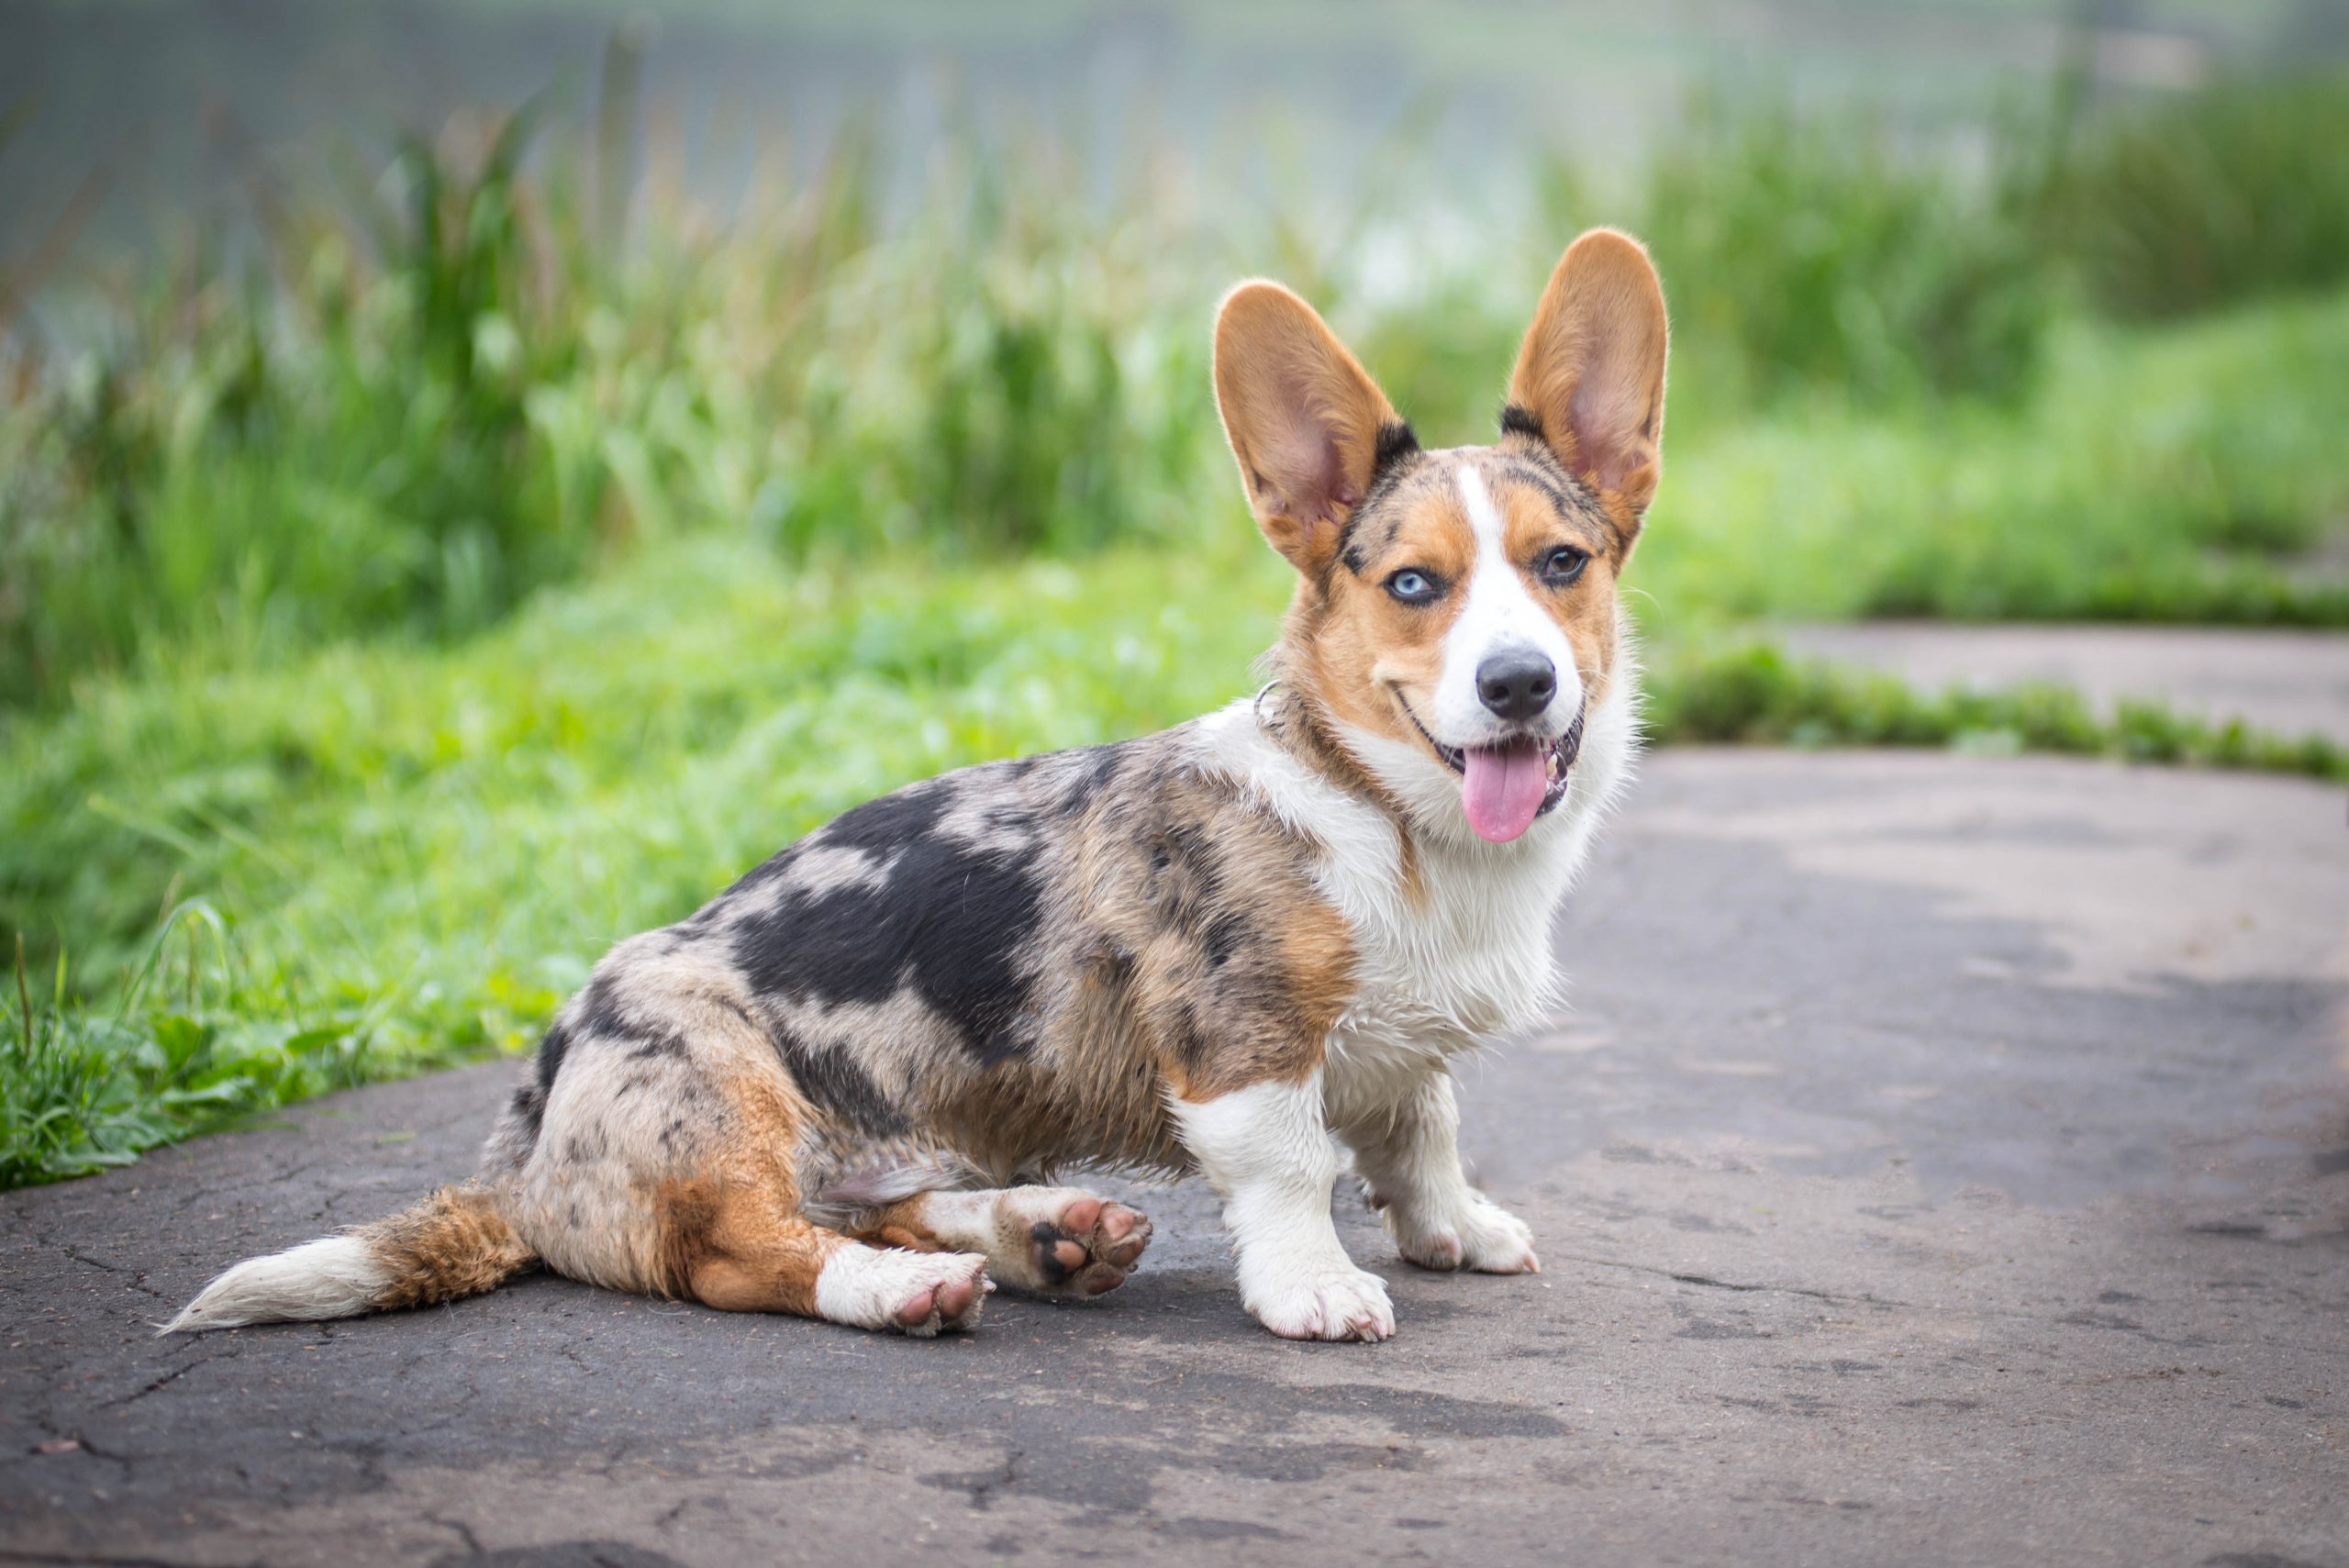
left=1213, top=230, right=1667, bottom=846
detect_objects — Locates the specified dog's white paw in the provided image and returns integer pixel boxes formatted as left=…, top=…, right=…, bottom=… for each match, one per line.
left=1393, top=1195, right=1540, bottom=1275
left=1245, top=1264, right=1396, bottom=1342
left=817, top=1247, right=992, bottom=1336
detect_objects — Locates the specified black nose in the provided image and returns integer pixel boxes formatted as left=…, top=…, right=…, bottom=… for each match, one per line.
left=1475, top=650, right=1556, bottom=722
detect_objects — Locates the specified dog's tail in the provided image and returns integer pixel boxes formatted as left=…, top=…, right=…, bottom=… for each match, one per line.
left=162, top=1184, right=537, bottom=1334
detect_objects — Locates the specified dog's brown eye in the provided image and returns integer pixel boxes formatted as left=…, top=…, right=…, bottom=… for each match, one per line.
left=1538, top=546, right=1589, bottom=587
left=1386, top=569, right=1443, bottom=606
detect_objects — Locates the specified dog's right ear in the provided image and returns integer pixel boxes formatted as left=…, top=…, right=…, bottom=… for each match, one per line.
left=1506, top=229, right=1669, bottom=534
left=1213, top=282, right=1407, bottom=577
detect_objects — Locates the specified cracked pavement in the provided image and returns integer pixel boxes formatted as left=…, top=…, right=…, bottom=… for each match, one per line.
left=4, top=749, right=2346, bottom=1566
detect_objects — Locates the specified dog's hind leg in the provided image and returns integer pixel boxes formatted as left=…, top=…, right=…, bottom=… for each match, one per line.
left=833, top=1185, right=1153, bottom=1298
left=657, top=1175, right=991, bottom=1336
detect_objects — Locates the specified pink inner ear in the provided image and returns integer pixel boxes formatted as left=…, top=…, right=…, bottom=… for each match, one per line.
left=1268, top=422, right=1353, bottom=525
left=1568, top=367, right=1652, bottom=493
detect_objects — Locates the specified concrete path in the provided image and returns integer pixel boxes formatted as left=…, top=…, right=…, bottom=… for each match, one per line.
left=5, top=750, right=2346, bottom=1568
left=1777, top=622, right=2349, bottom=746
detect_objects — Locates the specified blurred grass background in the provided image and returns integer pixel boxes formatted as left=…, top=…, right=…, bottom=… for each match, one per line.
left=6, top=0, right=2348, bottom=1184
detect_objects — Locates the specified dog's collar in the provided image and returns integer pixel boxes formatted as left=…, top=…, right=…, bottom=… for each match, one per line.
left=1251, top=678, right=1284, bottom=733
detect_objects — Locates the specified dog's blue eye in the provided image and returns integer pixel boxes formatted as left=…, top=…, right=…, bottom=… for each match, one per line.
left=1386, top=570, right=1442, bottom=606
left=1539, top=546, right=1590, bottom=587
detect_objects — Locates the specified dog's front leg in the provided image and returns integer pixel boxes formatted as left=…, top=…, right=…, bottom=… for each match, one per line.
left=1341, top=1070, right=1539, bottom=1274
left=1174, top=1068, right=1396, bottom=1341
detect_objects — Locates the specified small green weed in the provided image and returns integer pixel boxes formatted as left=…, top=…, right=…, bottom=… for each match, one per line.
left=1649, top=640, right=2346, bottom=782
left=1, top=906, right=384, bottom=1187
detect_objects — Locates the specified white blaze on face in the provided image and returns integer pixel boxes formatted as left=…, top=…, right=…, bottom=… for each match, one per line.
left=1431, top=464, right=1580, bottom=745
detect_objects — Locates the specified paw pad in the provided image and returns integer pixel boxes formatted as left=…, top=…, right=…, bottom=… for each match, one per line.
left=1011, top=1192, right=1153, bottom=1296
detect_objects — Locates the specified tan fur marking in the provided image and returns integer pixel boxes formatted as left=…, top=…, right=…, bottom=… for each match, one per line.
left=363, top=1184, right=537, bottom=1312
left=651, top=1073, right=841, bottom=1315
left=1495, top=471, right=1624, bottom=707
left=846, top=1201, right=946, bottom=1254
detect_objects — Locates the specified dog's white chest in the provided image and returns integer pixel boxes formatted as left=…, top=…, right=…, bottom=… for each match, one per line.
left=1190, top=698, right=1609, bottom=1113
left=1313, top=812, right=1597, bottom=1129
left=1326, top=831, right=1569, bottom=1048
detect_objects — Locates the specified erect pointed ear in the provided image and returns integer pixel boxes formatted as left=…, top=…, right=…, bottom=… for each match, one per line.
left=1213, top=281, right=1409, bottom=577
left=1507, top=228, right=1669, bottom=529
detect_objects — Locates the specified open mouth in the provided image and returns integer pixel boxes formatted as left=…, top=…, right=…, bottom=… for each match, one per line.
left=1397, top=697, right=1584, bottom=844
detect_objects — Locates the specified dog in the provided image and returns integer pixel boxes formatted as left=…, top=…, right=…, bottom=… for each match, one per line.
left=168, top=229, right=1667, bottom=1343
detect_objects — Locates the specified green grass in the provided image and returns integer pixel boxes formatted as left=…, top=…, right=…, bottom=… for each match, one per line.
left=1632, top=95, right=2051, bottom=406
left=2, top=909, right=383, bottom=1187
left=1654, top=640, right=2345, bottom=778
left=2037, top=71, right=2349, bottom=322
left=15, top=74, right=2349, bottom=710
left=0, top=119, right=1230, bottom=708
left=1641, top=296, right=2349, bottom=626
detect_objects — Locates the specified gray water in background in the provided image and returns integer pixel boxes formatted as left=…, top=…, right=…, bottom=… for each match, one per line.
left=3, top=0, right=2343, bottom=274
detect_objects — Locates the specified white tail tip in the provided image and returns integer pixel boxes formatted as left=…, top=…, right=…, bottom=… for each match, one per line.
left=162, top=1235, right=390, bottom=1334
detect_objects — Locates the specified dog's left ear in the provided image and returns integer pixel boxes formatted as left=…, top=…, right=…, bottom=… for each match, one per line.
left=1507, top=229, right=1670, bottom=537
left=1213, top=281, right=1406, bottom=577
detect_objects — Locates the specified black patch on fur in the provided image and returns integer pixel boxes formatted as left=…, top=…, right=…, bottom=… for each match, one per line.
left=1147, top=819, right=1252, bottom=973
left=1204, top=910, right=1250, bottom=970
left=818, top=781, right=953, bottom=858
left=1062, top=743, right=1123, bottom=812
left=1499, top=402, right=1545, bottom=442
left=508, top=1020, right=573, bottom=1144
left=1337, top=424, right=1431, bottom=570
left=1496, top=458, right=1584, bottom=520
left=625, top=1028, right=688, bottom=1061
left=731, top=773, right=1045, bottom=1065
left=569, top=972, right=691, bottom=1062
left=574, top=974, right=627, bottom=1040
left=773, top=1027, right=910, bottom=1137
left=711, top=781, right=953, bottom=910
left=506, top=1084, right=546, bottom=1143
left=1372, top=419, right=1420, bottom=482
left=1170, top=1004, right=1216, bottom=1076
left=539, top=1020, right=572, bottom=1086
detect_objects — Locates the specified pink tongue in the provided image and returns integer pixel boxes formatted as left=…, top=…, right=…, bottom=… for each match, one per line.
left=1461, top=740, right=1549, bottom=843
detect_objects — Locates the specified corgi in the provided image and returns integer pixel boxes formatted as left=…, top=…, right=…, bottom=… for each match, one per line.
left=168, top=229, right=1667, bottom=1343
